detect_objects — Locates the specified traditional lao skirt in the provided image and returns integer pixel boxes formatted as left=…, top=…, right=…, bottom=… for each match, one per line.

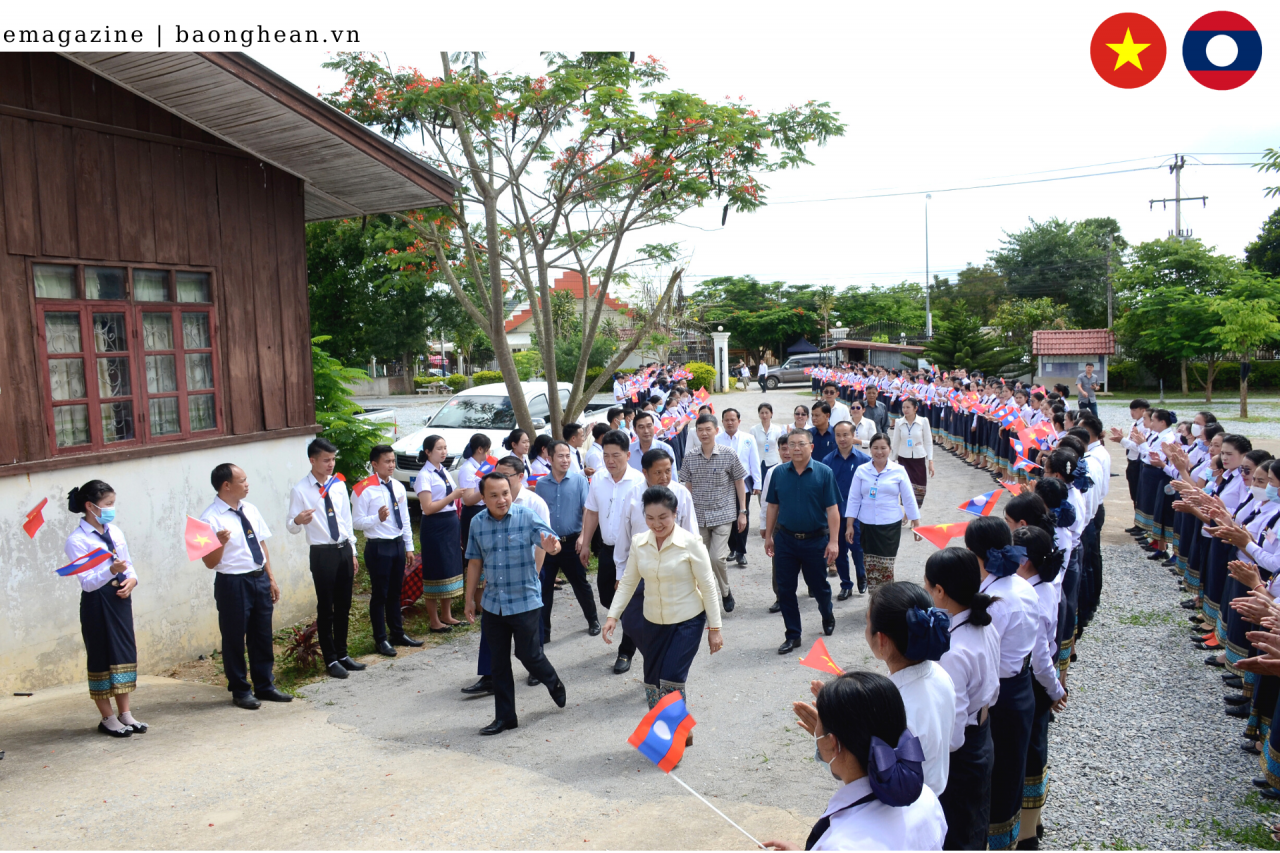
left=939, top=715, right=994, bottom=850
left=1135, top=464, right=1164, bottom=535
left=1248, top=674, right=1279, bottom=742
left=420, top=511, right=464, bottom=600
left=859, top=520, right=903, bottom=593
left=81, top=583, right=137, bottom=699
left=1018, top=677, right=1055, bottom=845
left=1265, top=689, right=1280, bottom=789
left=1185, top=519, right=1209, bottom=595
left=1174, top=511, right=1200, bottom=584
left=1201, top=537, right=1233, bottom=626
left=1149, top=474, right=1178, bottom=543
left=640, top=609, right=706, bottom=711
left=988, top=667, right=1034, bottom=851
left=460, top=503, right=485, bottom=552
left=900, top=456, right=928, bottom=507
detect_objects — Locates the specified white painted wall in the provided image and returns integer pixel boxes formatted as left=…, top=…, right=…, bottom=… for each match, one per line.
left=1, top=434, right=319, bottom=693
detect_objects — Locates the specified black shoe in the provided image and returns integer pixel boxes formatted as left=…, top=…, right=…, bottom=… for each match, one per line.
left=1162, top=557, right=1178, bottom=568
left=480, top=719, right=517, bottom=736
left=1226, top=703, right=1250, bottom=718
left=1225, top=693, right=1250, bottom=706
left=255, top=687, right=294, bottom=703
left=124, top=719, right=148, bottom=734
left=837, top=588, right=852, bottom=601
left=527, top=673, right=541, bottom=687
left=1225, top=675, right=1245, bottom=688
left=461, top=676, right=494, bottom=695
left=778, top=637, right=802, bottom=655
left=857, top=581, right=867, bottom=595
left=392, top=635, right=425, bottom=646
left=232, top=695, right=261, bottom=710
left=1206, top=655, right=1226, bottom=667
left=736, top=554, right=748, bottom=567
left=428, top=626, right=452, bottom=634
left=377, top=640, right=397, bottom=657
left=588, top=621, right=602, bottom=637
left=1244, top=741, right=1263, bottom=754
left=823, top=614, right=835, bottom=636
left=768, top=600, right=782, bottom=614
left=1181, top=600, right=1197, bottom=609
left=1016, top=838, right=1040, bottom=850
left=98, top=721, right=133, bottom=737
left=1125, top=526, right=1143, bottom=534
left=1260, top=787, right=1280, bottom=801
left=337, top=656, right=367, bottom=671
left=1147, top=550, right=1168, bottom=561
left=1254, top=778, right=1272, bottom=789
left=613, top=655, right=632, bottom=675
left=548, top=678, right=567, bottom=708
left=723, top=594, right=736, bottom=613
left=327, top=661, right=349, bottom=679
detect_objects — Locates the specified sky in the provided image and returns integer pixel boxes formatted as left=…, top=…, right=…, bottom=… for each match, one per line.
left=25, top=0, right=1280, bottom=294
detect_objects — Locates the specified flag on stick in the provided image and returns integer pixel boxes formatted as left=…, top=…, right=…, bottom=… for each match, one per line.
left=352, top=474, right=382, bottom=497
left=1000, top=480, right=1024, bottom=496
left=915, top=522, right=970, bottom=549
left=23, top=498, right=47, bottom=539
left=799, top=638, right=844, bottom=675
left=477, top=455, right=499, bottom=475
left=1013, top=455, right=1042, bottom=473
left=185, top=516, right=221, bottom=561
left=628, top=691, right=697, bottom=772
left=958, top=489, right=1001, bottom=517
left=318, top=473, right=346, bottom=497
left=56, top=548, right=112, bottom=577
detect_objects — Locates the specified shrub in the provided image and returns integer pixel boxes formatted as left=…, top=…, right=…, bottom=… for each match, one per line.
left=281, top=621, right=322, bottom=673
left=413, top=375, right=444, bottom=388
left=686, top=361, right=716, bottom=392
left=512, top=350, right=542, bottom=381
left=1105, top=358, right=1140, bottom=391
left=311, top=336, right=387, bottom=483
left=471, top=370, right=504, bottom=386
left=585, top=366, right=605, bottom=386
left=444, top=373, right=467, bottom=393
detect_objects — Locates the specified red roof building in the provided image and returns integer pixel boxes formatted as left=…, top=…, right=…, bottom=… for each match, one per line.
left=503, top=271, right=634, bottom=339
left=1031, top=329, right=1116, bottom=391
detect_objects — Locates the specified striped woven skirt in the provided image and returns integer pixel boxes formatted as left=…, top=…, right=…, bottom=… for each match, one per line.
left=860, top=521, right=903, bottom=593
left=81, top=583, right=137, bottom=700
left=420, top=511, right=465, bottom=600
left=988, top=667, right=1034, bottom=851
left=1018, top=677, right=1055, bottom=845
left=900, top=456, right=928, bottom=507
left=1135, top=464, right=1164, bottom=535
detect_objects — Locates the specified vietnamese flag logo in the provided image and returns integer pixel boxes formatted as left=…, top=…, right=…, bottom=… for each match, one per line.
left=1183, top=11, right=1261, bottom=90
left=1091, top=13, right=1167, bottom=88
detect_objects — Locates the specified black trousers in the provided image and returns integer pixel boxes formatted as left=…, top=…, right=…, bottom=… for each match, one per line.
left=310, top=542, right=354, bottom=663
left=365, top=539, right=406, bottom=643
left=541, top=533, right=599, bottom=639
left=213, top=571, right=275, bottom=696
left=727, top=478, right=753, bottom=557
left=593, top=528, right=637, bottom=658
left=483, top=607, right=560, bottom=725
left=1126, top=458, right=1141, bottom=505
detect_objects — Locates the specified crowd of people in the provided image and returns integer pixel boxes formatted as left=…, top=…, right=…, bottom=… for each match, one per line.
left=56, top=355, right=1278, bottom=849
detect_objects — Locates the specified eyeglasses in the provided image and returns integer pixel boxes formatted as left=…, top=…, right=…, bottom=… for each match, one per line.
left=794, top=411, right=807, bottom=416
left=851, top=406, right=863, bottom=411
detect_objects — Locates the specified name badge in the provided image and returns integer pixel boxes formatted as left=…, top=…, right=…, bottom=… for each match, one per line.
left=869, top=486, right=877, bottom=499
left=907, top=439, right=913, bottom=448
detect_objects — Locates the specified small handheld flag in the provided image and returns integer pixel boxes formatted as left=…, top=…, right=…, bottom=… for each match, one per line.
left=915, top=522, right=970, bottom=549
left=799, top=638, right=844, bottom=675
left=998, top=409, right=1021, bottom=428
left=185, top=516, right=221, bottom=561
left=352, top=474, right=382, bottom=497
left=318, top=473, right=346, bottom=498
left=958, top=489, right=1001, bottom=517
left=23, top=498, right=47, bottom=539
left=527, top=472, right=547, bottom=488
left=628, top=691, right=696, bottom=773
left=1000, top=481, right=1024, bottom=496
left=477, top=455, right=499, bottom=476
left=1009, top=435, right=1028, bottom=458
left=56, top=548, right=112, bottom=577
left=1013, top=454, right=1041, bottom=472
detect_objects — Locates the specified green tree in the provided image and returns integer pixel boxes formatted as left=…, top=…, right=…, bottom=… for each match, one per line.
left=833, top=281, right=927, bottom=332
left=992, top=297, right=1075, bottom=365
left=919, top=300, right=1020, bottom=375
left=1244, top=207, right=1280, bottom=277
left=323, top=51, right=843, bottom=436
left=690, top=276, right=820, bottom=364
left=931, top=265, right=1008, bottom=326
left=311, top=337, right=389, bottom=482
left=1210, top=284, right=1280, bottom=416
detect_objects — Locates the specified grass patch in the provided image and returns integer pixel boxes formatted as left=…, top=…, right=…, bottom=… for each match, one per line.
left=1241, top=791, right=1280, bottom=816
left=1212, top=815, right=1280, bottom=850
left=1118, top=609, right=1180, bottom=627
left=1100, top=838, right=1148, bottom=850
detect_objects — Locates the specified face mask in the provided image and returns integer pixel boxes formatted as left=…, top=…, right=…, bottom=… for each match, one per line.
left=1252, top=486, right=1267, bottom=502
left=1267, top=485, right=1280, bottom=504
left=1192, top=424, right=1203, bottom=437
left=814, top=733, right=840, bottom=781
left=94, top=505, right=117, bottom=525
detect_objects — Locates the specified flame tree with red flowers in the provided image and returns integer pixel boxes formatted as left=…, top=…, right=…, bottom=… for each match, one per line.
left=321, top=51, right=844, bottom=436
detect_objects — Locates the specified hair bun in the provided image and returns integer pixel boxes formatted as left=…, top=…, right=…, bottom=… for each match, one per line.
left=67, top=485, right=83, bottom=514
left=866, top=731, right=926, bottom=807
left=905, top=607, right=952, bottom=661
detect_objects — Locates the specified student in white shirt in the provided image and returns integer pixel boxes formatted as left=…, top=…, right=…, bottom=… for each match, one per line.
left=924, top=547, right=1001, bottom=851
left=286, top=438, right=363, bottom=680
left=353, top=445, right=418, bottom=658
left=764, top=671, right=947, bottom=852
left=844, top=434, right=922, bottom=593
left=583, top=423, right=608, bottom=478
left=64, top=478, right=144, bottom=736
left=864, top=582, right=958, bottom=798
left=416, top=434, right=468, bottom=632
left=564, top=422, right=588, bottom=474
left=1109, top=398, right=1150, bottom=518
left=965, top=516, right=1040, bottom=851
left=202, top=462, right=291, bottom=709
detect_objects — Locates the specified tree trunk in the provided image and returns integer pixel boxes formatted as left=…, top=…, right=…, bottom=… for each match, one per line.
left=1204, top=361, right=1217, bottom=403
left=1240, top=353, right=1250, bottom=419
left=1180, top=358, right=1188, bottom=396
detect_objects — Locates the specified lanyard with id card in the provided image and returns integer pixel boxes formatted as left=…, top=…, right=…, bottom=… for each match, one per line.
left=869, top=470, right=884, bottom=500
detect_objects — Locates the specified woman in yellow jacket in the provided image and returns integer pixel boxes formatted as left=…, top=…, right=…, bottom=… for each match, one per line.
left=603, top=485, right=724, bottom=721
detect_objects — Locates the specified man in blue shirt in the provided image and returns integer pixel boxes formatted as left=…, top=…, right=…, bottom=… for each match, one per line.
left=764, top=430, right=841, bottom=655
left=809, top=402, right=837, bottom=462
left=535, top=440, right=599, bottom=641
left=822, top=421, right=871, bottom=599
left=464, top=473, right=567, bottom=736
left=628, top=411, right=678, bottom=472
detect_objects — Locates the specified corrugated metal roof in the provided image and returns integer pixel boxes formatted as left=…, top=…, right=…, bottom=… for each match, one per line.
left=1031, top=329, right=1116, bottom=355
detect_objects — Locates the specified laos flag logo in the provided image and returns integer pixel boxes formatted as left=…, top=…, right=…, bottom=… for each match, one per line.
left=1183, top=11, right=1261, bottom=90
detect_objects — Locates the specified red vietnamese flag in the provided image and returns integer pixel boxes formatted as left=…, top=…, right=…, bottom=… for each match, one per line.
left=1000, top=481, right=1024, bottom=496
left=23, top=498, right=48, bottom=539
left=915, top=522, right=969, bottom=550
left=352, top=473, right=381, bottom=497
left=799, top=638, right=845, bottom=675
left=185, top=515, right=221, bottom=561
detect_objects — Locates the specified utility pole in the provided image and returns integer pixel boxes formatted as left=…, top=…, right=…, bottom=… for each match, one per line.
left=1105, top=238, right=1114, bottom=329
left=1149, top=154, right=1207, bottom=240
left=924, top=193, right=932, bottom=338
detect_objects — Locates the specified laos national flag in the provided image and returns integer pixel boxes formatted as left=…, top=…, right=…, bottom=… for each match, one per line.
left=1183, top=12, right=1261, bottom=90
left=1014, top=455, right=1041, bottom=473
left=628, top=691, right=696, bottom=772
left=477, top=455, right=499, bottom=476
left=57, top=547, right=112, bottom=576
left=998, top=408, right=1020, bottom=428
left=959, top=489, right=1001, bottom=517
left=1010, top=435, right=1028, bottom=458
left=318, top=473, right=346, bottom=498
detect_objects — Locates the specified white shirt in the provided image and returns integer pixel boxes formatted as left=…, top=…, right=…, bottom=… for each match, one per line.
left=529, top=456, right=552, bottom=478
left=585, top=466, right=646, bottom=546
left=614, top=481, right=699, bottom=576
left=979, top=572, right=1040, bottom=679
left=200, top=497, right=272, bottom=575
left=458, top=456, right=486, bottom=507
left=628, top=438, right=677, bottom=474
left=1119, top=418, right=1148, bottom=461
left=888, top=661, right=956, bottom=797
left=613, top=379, right=627, bottom=403
left=751, top=423, right=785, bottom=467
left=584, top=441, right=604, bottom=474
left=844, top=460, right=921, bottom=525
left=286, top=472, right=355, bottom=546
left=937, top=609, right=1001, bottom=751
left=64, top=519, right=136, bottom=593
left=1085, top=441, right=1111, bottom=505
left=416, top=460, right=459, bottom=514
left=1029, top=578, right=1064, bottom=701
left=826, top=400, right=852, bottom=427
left=809, top=776, right=946, bottom=851
left=850, top=418, right=877, bottom=447
left=758, top=362, right=769, bottom=378
left=717, top=429, right=762, bottom=487
left=352, top=477, right=415, bottom=552
left=568, top=444, right=585, bottom=475
left=513, top=487, right=551, bottom=524
left=890, top=416, right=933, bottom=461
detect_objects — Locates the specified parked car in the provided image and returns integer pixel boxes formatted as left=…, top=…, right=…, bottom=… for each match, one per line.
left=391, top=381, right=612, bottom=499
left=355, top=406, right=397, bottom=439
left=766, top=353, right=831, bottom=389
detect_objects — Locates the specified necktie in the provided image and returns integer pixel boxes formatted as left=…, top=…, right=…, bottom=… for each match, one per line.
left=94, top=527, right=120, bottom=585
left=319, top=482, right=340, bottom=541
left=804, top=794, right=876, bottom=850
left=576, top=449, right=583, bottom=469
left=231, top=506, right=265, bottom=565
left=384, top=481, right=403, bottom=529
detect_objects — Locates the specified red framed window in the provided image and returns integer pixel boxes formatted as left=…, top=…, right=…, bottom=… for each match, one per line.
left=33, top=262, right=222, bottom=453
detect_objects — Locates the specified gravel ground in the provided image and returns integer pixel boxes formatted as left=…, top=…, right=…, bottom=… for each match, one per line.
left=1045, top=543, right=1278, bottom=850
left=1096, top=399, right=1280, bottom=443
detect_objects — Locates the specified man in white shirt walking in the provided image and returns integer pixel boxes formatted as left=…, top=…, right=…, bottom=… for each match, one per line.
left=757, top=360, right=770, bottom=393
left=285, top=438, right=365, bottom=680
left=201, top=463, right=292, bottom=710
left=718, top=408, right=762, bottom=568
left=353, top=444, right=420, bottom=658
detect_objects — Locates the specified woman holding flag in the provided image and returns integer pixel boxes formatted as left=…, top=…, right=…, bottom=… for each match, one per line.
left=416, top=435, right=467, bottom=631
left=64, top=479, right=145, bottom=737
left=457, top=433, right=495, bottom=547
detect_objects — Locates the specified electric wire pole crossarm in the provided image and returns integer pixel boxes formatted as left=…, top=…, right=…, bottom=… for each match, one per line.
left=1149, top=154, right=1207, bottom=240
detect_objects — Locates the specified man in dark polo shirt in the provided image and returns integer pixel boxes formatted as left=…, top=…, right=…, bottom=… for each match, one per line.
left=822, top=421, right=871, bottom=599
left=764, top=430, right=841, bottom=655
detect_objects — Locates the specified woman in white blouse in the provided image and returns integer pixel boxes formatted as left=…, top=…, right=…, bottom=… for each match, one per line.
left=924, top=547, right=1001, bottom=851
left=844, top=434, right=921, bottom=593
left=764, top=672, right=946, bottom=851
left=416, top=434, right=467, bottom=631
left=849, top=400, right=878, bottom=448
left=890, top=398, right=935, bottom=507
left=63, top=479, right=146, bottom=737
left=751, top=402, right=785, bottom=482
